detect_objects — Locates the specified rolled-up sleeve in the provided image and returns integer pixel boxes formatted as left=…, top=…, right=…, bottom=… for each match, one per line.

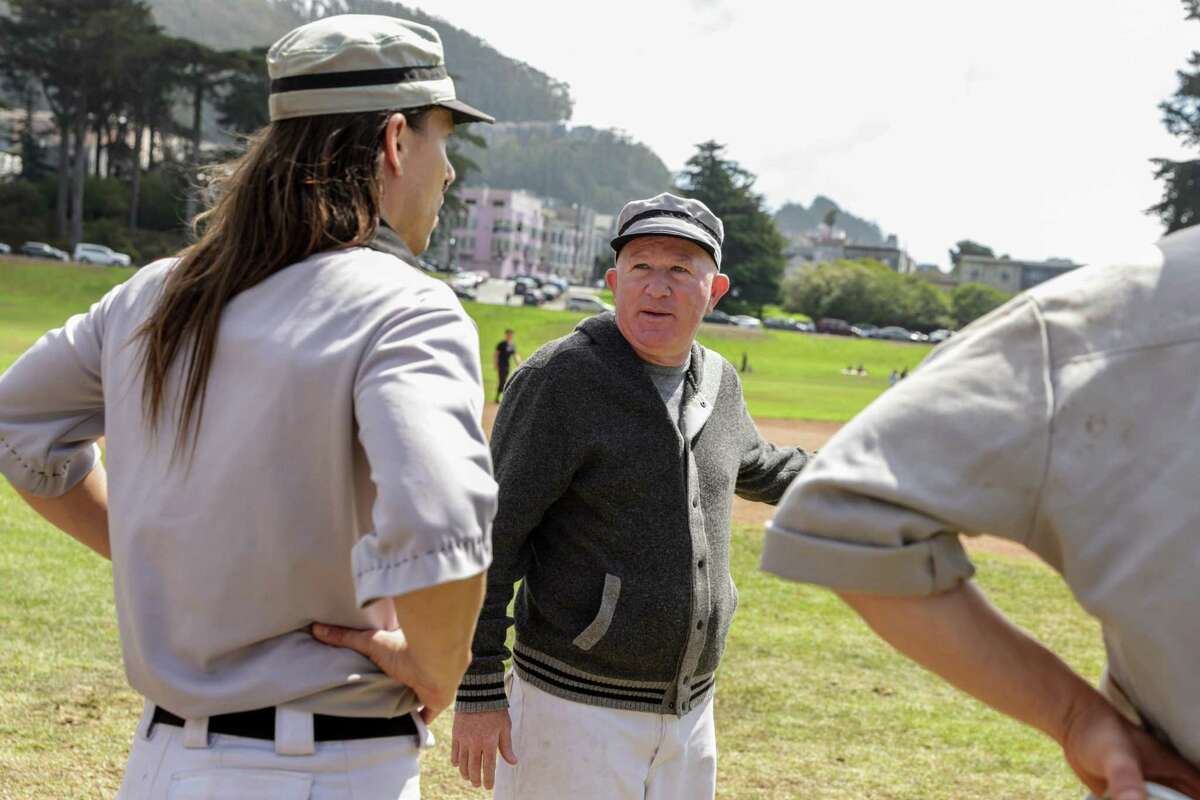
left=761, top=296, right=1053, bottom=596
left=0, top=295, right=110, bottom=497
left=351, top=296, right=497, bottom=607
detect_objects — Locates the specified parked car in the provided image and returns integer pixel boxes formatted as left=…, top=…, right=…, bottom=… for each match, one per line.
left=730, top=314, right=762, bottom=329
left=73, top=242, right=132, bottom=266
left=512, top=277, right=535, bottom=296
left=702, top=310, right=734, bottom=325
left=451, top=285, right=476, bottom=301
left=816, top=317, right=854, bottom=336
left=851, top=323, right=879, bottom=338
left=522, top=289, right=546, bottom=306
left=909, top=331, right=930, bottom=343
left=928, top=329, right=953, bottom=344
left=875, top=326, right=914, bottom=341
left=764, top=317, right=804, bottom=332
left=18, top=241, right=69, bottom=261
left=565, top=295, right=614, bottom=313
left=0, top=242, right=11, bottom=255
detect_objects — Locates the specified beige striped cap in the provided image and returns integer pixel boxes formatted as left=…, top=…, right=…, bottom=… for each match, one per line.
left=267, top=14, right=494, bottom=124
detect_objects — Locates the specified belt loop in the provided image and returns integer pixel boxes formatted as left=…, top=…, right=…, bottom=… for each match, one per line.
left=412, top=712, right=435, bottom=749
left=182, top=717, right=210, bottom=749
left=137, top=699, right=156, bottom=740
left=274, top=707, right=316, bottom=756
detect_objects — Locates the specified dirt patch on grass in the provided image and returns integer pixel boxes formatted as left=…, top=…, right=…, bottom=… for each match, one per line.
left=482, top=405, right=1034, bottom=561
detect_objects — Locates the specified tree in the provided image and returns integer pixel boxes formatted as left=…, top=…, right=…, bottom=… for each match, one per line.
left=676, top=141, right=787, bottom=316
left=781, top=258, right=953, bottom=331
left=216, top=48, right=271, bottom=135
left=0, top=0, right=162, bottom=245
left=176, top=39, right=237, bottom=222
left=123, top=32, right=183, bottom=230
left=950, top=283, right=1012, bottom=329
left=1151, top=1, right=1200, bottom=232
left=948, top=239, right=995, bottom=269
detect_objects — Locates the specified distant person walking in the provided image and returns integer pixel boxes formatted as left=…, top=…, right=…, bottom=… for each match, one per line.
left=494, top=328, right=521, bottom=402
left=0, top=15, right=497, bottom=799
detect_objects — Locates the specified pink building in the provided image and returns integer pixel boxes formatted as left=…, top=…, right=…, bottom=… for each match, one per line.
left=448, top=187, right=545, bottom=278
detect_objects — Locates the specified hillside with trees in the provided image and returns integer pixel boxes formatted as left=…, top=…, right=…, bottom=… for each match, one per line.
left=462, top=123, right=673, bottom=216
left=774, top=196, right=887, bottom=244
left=141, top=0, right=575, bottom=123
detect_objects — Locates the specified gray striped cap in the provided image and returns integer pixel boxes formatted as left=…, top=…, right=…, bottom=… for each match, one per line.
left=610, top=192, right=724, bottom=269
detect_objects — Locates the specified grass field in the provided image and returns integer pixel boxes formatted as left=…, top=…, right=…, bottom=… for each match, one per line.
left=0, top=258, right=1102, bottom=797
left=0, top=258, right=928, bottom=422
left=0, top=483, right=1100, bottom=799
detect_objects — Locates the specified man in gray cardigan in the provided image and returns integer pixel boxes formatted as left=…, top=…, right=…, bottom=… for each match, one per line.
left=449, top=193, right=810, bottom=799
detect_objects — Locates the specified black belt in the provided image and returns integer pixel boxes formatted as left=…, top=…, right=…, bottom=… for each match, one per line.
left=151, top=706, right=417, bottom=742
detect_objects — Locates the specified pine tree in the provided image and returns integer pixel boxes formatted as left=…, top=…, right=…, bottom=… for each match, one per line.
left=676, top=141, right=787, bottom=316
left=1151, top=1, right=1200, bottom=232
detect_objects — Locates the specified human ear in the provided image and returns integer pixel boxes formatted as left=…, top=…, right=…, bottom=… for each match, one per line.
left=708, top=273, right=731, bottom=310
left=605, top=267, right=618, bottom=293
left=382, top=112, right=407, bottom=177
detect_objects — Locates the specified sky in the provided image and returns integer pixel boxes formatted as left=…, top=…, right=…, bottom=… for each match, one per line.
left=404, top=0, right=1196, bottom=270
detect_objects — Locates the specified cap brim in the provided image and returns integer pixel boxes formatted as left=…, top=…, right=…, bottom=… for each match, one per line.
left=610, top=219, right=722, bottom=267
left=438, top=98, right=495, bottom=124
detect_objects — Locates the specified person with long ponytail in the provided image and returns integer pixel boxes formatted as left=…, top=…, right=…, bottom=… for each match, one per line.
left=0, top=15, right=497, bottom=798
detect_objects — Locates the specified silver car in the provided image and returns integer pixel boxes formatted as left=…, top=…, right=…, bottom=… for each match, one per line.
left=73, top=242, right=132, bottom=266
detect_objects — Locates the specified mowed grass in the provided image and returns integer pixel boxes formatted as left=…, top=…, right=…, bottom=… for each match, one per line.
left=0, top=258, right=1101, bottom=797
left=0, top=482, right=1099, bottom=799
left=1, top=258, right=928, bottom=422
left=467, top=301, right=927, bottom=421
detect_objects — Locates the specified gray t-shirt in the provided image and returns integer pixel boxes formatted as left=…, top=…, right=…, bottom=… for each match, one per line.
left=762, top=224, right=1200, bottom=766
left=643, top=358, right=690, bottom=425
left=0, top=246, right=497, bottom=720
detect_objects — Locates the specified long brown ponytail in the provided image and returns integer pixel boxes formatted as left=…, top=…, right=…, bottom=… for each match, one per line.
left=136, top=107, right=430, bottom=455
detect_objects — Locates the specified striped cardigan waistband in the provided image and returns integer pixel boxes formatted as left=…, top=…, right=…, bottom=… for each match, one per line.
left=512, top=642, right=715, bottom=707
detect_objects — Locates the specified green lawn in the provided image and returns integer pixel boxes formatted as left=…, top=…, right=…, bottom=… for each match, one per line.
left=0, top=481, right=1099, bottom=799
left=0, top=257, right=1101, bottom=797
left=465, top=302, right=927, bottom=421
left=1, top=259, right=928, bottom=422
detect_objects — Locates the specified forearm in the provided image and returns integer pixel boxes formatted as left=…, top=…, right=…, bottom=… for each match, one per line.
left=393, top=573, right=487, bottom=708
left=839, top=580, right=1100, bottom=746
left=737, top=444, right=809, bottom=504
left=15, top=463, right=110, bottom=560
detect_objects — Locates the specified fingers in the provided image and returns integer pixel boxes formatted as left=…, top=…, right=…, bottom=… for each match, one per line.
left=1138, top=732, right=1200, bottom=798
left=482, top=745, right=498, bottom=790
left=450, top=735, right=460, bottom=769
left=311, top=623, right=374, bottom=658
left=420, top=702, right=443, bottom=726
left=1103, top=749, right=1147, bottom=800
left=457, top=742, right=472, bottom=783
left=468, top=743, right=484, bottom=787
left=499, top=726, right=519, bottom=765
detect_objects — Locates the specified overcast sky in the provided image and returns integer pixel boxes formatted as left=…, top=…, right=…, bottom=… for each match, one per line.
left=406, top=0, right=1195, bottom=269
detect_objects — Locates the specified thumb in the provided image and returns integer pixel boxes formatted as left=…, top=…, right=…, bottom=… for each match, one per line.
left=1105, top=751, right=1148, bottom=800
left=311, top=623, right=376, bottom=658
left=499, top=724, right=519, bottom=765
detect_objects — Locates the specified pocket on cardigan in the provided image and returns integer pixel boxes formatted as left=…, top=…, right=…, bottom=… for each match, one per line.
left=167, top=769, right=313, bottom=799
left=572, top=573, right=622, bottom=651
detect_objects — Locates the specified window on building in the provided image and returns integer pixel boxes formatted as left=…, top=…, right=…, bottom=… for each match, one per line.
left=492, top=200, right=505, bottom=207
left=465, top=198, right=476, bottom=205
